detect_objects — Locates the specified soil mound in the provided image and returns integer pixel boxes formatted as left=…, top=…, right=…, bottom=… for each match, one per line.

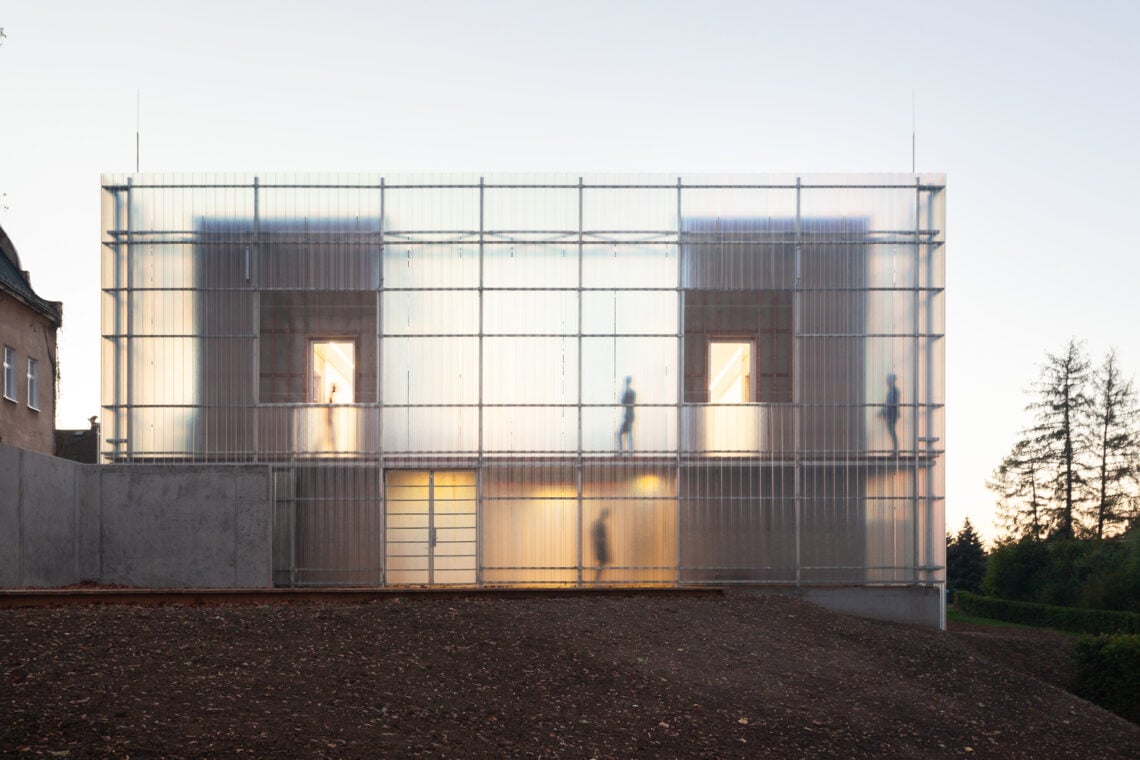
left=3, top=594, right=1137, bottom=758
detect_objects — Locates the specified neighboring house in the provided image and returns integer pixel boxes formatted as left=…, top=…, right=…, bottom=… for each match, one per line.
left=55, top=416, right=100, bottom=464
left=99, top=174, right=946, bottom=620
left=0, top=223, right=62, bottom=454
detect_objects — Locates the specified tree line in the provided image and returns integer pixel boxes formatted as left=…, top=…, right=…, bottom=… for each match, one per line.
left=945, top=341, right=1140, bottom=611
left=988, top=339, right=1139, bottom=541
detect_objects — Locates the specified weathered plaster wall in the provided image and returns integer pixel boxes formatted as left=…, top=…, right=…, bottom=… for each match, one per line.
left=0, top=296, right=58, bottom=454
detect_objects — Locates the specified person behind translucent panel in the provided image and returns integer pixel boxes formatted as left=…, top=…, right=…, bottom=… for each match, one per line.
left=616, top=376, right=636, bottom=455
left=592, top=508, right=611, bottom=583
left=878, top=373, right=900, bottom=454
left=325, top=382, right=338, bottom=451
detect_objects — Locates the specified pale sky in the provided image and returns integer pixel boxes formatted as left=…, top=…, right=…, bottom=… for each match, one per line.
left=2, top=0, right=1138, bottom=543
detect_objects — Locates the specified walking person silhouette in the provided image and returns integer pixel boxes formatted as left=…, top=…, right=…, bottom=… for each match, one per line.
left=592, top=508, right=611, bottom=583
left=616, top=376, right=636, bottom=455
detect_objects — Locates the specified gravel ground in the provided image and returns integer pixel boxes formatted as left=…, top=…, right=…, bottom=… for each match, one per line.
left=2, top=593, right=1137, bottom=759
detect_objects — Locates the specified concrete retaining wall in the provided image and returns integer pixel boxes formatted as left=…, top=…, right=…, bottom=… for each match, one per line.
left=742, top=585, right=945, bottom=629
left=0, top=446, right=82, bottom=586
left=0, top=444, right=271, bottom=588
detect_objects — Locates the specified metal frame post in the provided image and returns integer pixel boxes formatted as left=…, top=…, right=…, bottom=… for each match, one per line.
left=125, top=177, right=134, bottom=461
left=109, top=185, right=124, bottom=462
left=477, top=177, right=485, bottom=584
left=252, top=176, right=260, bottom=462
left=912, top=176, right=921, bottom=583
left=793, top=177, right=802, bottom=587
left=576, top=177, right=584, bottom=587
left=922, top=182, right=939, bottom=588
left=378, top=177, right=387, bottom=585
left=675, top=176, right=684, bottom=584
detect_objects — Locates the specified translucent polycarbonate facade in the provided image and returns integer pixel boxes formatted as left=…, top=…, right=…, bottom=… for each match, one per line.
left=100, top=173, right=945, bottom=590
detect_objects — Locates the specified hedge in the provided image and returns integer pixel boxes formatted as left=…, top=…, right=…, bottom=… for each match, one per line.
left=1072, top=635, right=1140, bottom=725
left=955, top=591, right=1140, bottom=635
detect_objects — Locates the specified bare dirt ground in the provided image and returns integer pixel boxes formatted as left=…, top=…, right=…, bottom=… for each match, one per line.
left=945, top=617, right=1078, bottom=695
left=2, top=593, right=1137, bottom=759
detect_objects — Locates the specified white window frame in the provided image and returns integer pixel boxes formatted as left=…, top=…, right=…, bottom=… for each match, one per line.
left=2, top=346, right=16, bottom=402
left=27, top=357, right=40, bottom=411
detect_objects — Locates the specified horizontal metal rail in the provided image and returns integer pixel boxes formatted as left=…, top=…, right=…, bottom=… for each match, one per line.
left=0, top=586, right=728, bottom=609
left=97, top=285, right=947, bottom=293
left=103, top=181, right=946, bottom=191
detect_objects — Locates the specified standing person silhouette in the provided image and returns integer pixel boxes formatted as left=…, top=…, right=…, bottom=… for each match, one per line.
left=881, top=373, right=900, bottom=454
left=325, top=382, right=338, bottom=451
left=592, top=508, right=611, bottom=583
left=616, top=376, right=636, bottom=455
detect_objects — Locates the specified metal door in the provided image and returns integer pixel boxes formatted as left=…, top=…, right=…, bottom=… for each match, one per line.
left=385, top=470, right=477, bottom=585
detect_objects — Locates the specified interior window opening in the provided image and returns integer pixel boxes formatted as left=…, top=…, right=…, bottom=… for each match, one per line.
left=709, top=340, right=752, bottom=404
left=311, top=340, right=356, bottom=404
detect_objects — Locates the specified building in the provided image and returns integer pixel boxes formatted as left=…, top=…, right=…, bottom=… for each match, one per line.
left=99, top=173, right=945, bottom=622
left=0, top=224, right=62, bottom=454
left=55, top=417, right=101, bottom=464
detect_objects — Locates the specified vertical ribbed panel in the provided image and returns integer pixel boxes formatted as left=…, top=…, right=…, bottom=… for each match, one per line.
left=99, top=173, right=945, bottom=588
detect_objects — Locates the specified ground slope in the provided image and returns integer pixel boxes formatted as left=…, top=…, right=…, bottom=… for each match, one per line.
left=2, top=594, right=1136, bottom=758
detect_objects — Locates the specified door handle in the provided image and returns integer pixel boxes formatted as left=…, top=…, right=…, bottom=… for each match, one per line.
left=430, top=527, right=438, bottom=548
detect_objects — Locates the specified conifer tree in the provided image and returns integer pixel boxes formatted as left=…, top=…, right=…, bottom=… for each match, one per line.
left=988, top=436, right=1049, bottom=540
left=1027, top=339, right=1092, bottom=538
left=946, top=518, right=987, bottom=593
left=1087, top=350, right=1140, bottom=538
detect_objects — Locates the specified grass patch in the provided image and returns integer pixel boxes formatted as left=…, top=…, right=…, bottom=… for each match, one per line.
left=948, top=607, right=1082, bottom=637
left=948, top=609, right=1037, bottom=629
left=955, top=591, right=1140, bottom=635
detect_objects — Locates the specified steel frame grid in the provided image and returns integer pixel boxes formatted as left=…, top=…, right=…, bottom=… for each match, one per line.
left=99, top=173, right=946, bottom=592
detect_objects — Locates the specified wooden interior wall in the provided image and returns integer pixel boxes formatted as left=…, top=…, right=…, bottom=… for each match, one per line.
left=259, top=292, right=377, bottom=404
left=682, top=289, right=793, bottom=403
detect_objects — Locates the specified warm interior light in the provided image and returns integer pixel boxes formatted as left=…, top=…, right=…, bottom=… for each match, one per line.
left=312, top=340, right=355, bottom=403
left=635, top=473, right=660, bottom=493
left=709, top=341, right=751, bottom=403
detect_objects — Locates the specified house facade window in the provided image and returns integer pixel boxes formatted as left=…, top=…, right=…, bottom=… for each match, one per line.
left=3, top=346, right=16, bottom=402
left=27, top=357, right=40, bottom=411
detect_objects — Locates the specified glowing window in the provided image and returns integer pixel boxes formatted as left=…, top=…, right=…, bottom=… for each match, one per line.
left=708, top=341, right=752, bottom=403
left=311, top=340, right=355, bottom=403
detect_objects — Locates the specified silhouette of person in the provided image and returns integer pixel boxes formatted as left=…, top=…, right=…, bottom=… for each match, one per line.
left=592, top=508, right=611, bottom=582
left=881, top=373, right=899, bottom=453
left=616, top=376, right=636, bottom=455
left=325, top=382, right=338, bottom=451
